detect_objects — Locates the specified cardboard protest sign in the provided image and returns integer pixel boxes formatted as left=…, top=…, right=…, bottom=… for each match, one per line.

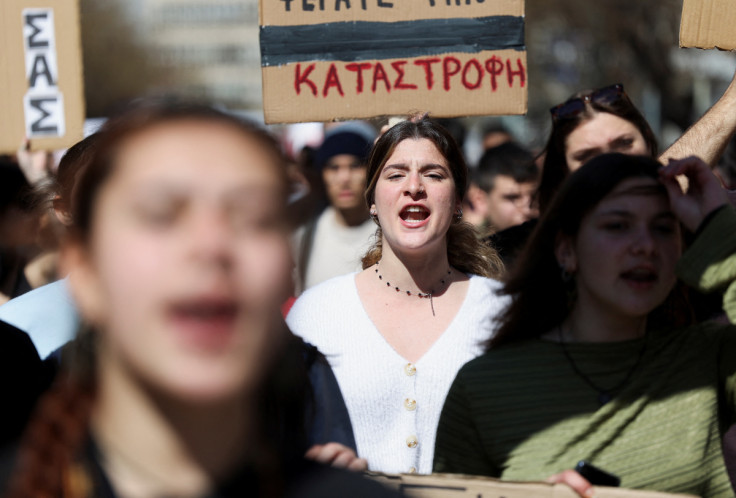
left=680, top=0, right=736, bottom=51
left=370, top=473, right=698, bottom=498
left=0, top=0, right=85, bottom=154
left=259, top=0, right=527, bottom=123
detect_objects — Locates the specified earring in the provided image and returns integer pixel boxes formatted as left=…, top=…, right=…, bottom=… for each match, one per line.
left=454, top=208, right=463, bottom=221
left=370, top=207, right=379, bottom=225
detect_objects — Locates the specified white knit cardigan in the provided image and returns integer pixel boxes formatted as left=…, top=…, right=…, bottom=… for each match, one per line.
left=286, top=273, right=508, bottom=474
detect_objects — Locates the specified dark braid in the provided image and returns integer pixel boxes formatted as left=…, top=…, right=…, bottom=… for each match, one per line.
left=7, top=375, right=95, bottom=498
left=8, top=328, right=97, bottom=498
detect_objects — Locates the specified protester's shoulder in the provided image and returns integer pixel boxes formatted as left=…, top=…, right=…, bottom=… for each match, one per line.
left=467, top=273, right=504, bottom=293
left=483, top=219, right=537, bottom=260
left=0, top=280, right=69, bottom=319
left=0, top=284, right=46, bottom=318
left=3, top=280, right=67, bottom=305
left=286, top=273, right=359, bottom=328
left=458, top=338, right=548, bottom=377
left=0, top=319, right=40, bottom=366
left=292, top=273, right=358, bottom=306
left=456, top=349, right=496, bottom=374
left=674, top=319, right=736, bottom=349
left=466, top=274, right=509, bottom=311
left=287, top=461, right=402, bottom=498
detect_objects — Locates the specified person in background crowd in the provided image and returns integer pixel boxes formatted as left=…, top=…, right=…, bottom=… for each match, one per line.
left=13, top=142, right=66, bottom=290
left=435, top=118, right=467, bottom=152
left=537, top=83, right=658, bottom=214
left=0, top=134, right=100, bottom=359
left=280, top=123, right=326, bottom=230
left=480, top=122, right=514, bottom=151
left=464, top=142, right=539, bottom=238
left=434, top=153, right=736, bottom=498
left=0, top=141, right=93, bottom=453
left=0, top=157, right=45, bottom=303
left=490, top=76, right=736, bottom=269
left=2, top=101, right=394, bottom=497
left=287, top=116, right=507, bottom=475
left=293, top=124, right=377, bottom=295
left=542, top=71, right=736, bottom=215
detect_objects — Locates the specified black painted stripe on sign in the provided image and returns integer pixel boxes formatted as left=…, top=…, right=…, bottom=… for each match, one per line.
left=260, top=15, right=524, bottom=66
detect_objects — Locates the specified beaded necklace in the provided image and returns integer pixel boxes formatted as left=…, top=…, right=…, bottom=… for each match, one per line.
left=374, top=262, right=451, bottom=316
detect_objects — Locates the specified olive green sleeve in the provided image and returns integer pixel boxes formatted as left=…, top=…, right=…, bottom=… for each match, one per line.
left=677, top=206, right=736, bottom=323
left=433, top=370, right=498, bottom=477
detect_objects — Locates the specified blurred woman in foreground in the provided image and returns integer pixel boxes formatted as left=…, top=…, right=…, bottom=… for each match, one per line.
left=5, top=102, right=394, bottom=497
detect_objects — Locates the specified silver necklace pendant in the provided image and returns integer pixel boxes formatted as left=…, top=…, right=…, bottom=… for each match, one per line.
left=374, top=263, right=451, bottom=317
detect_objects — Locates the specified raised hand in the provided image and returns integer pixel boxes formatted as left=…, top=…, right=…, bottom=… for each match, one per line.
left=659, top=156, right=729, bottom=232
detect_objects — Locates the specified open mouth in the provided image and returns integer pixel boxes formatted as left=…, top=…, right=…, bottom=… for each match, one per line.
left=168, top=299, right=239, bottom=349
left=172, top=302, right=238, bottom=320
left=400, top=205, right=430, bottom=223
left=621, top=268, right=657, bottom=284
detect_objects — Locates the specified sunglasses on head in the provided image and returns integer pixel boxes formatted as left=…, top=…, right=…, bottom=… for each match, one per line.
left=550, top=83, right=627, bottom=123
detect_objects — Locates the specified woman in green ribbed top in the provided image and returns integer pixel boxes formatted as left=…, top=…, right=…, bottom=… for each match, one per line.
left=434, top=152, right=736, bottom=497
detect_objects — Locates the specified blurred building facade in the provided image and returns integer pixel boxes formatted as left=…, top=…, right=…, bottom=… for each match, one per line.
left=142, top=0, right=262, bottom=109
left=81, top=0, right=263, bottom=115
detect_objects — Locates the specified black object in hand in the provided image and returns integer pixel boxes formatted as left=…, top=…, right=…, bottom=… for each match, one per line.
left=575, top=460, right=621, bottom=487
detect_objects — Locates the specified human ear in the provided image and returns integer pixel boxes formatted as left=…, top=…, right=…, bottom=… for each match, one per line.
left=61, top=240, right=108, bottom=327
left=554, top=233, right=577, bottom=274
left=465, top=183, right=489, bottom=215
left=52, top=195, right=72, bottom=226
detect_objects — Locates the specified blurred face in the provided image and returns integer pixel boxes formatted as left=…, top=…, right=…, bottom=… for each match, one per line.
left=556, top=177, right=681, bottom=322
left=482, top=131, right=512, bottom=150
left=70, top=120, right=291, bottom=403
left=322, top=154, right=367, bottom=210
left=371, top=138, right=459, bottom=256
left=485, top=175, right=537, bottom=231
left=565, top=113, right=649, bottom=171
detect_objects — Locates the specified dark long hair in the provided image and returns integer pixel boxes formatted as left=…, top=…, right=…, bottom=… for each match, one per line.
left=362, top=117, right=504, bottom=278
left=488, top=153, right=693, bottom=350
left=8, top=100, right=307, bottom=498
left=537, top=86, right=658, bottom=214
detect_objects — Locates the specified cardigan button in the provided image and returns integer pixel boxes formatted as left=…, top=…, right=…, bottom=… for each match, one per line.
left=404, top=363, right=417, bottom=376
left=404, top=398, right=417, bottom=411
left=406, top=435, right=418, bottom=448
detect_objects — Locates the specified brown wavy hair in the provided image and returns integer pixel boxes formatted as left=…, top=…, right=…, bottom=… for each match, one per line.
left=361, top=117, right=504, bottom=278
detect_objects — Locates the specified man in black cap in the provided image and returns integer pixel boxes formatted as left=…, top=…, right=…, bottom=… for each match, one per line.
left=294, top=124, right=376, bottom=294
